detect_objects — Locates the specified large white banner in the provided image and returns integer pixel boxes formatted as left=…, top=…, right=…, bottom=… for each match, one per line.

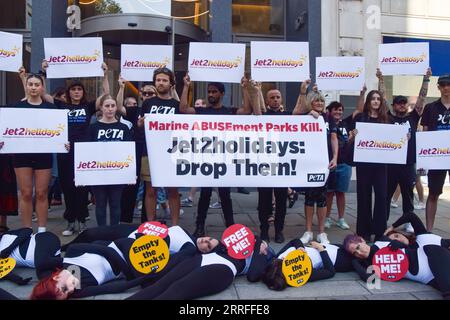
left=188, top=42, right=246, bottom=83
left=74, top=142, right=136, bottom=186
left=0, top=31, right=23, bottom=73
left=0, top=108, right=68, bottom=154
left=316, top=57, right=365, bottom=91
left=44, top=37, right=104, bottom=78
left=354, top=122, right=409, bottom=164
left=416, top=131, right=450, bottom=170
left=121, top=45, right=173, bottom=81
left=251, top=41, right=310, bottom=82
left=144, top=114, right=330, bottom=187
left=379, top=43, right=429, bottom=76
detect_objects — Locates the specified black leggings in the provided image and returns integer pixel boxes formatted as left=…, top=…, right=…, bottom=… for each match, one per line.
left=424, top=245, right=450, bottom=300
left=258, top=187, right=287, bottom=233
left=61, top=224, right=138, bottom=251
left=126, top=255, right=235, bottom=300
left=197, top=188, right=234, bottom=227
left=34, top=232, right=62, bottom=279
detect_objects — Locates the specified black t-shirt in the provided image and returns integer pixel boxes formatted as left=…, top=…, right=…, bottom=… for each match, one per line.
left=12, top=100, right=57, bottom=109
left=140, top=97, right=180, bottom=156
left=88, top=121, right=132, bottom=142
left=55, top=100, right=96, bottom=142
left=302, top=112, right=337, bottom=161
left=264, top=108, right=292, bottom=116
left=389, top=109, right=419, bottom=164
left=195, top=106, right=234, bottom=115
left=421, top=99, right=450, bottom=131
left=335, top=115, right=352, bottom=164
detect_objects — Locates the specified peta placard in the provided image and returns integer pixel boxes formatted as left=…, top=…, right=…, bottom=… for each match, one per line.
left=0, top=31, right=23, bottom=72
left=188, top=42, right=245, bottom=83
left=221, top=224, right=255, bottom=260
left=144, top=114, right=330, bottom=187
left=281, top=249, right=312, bottom=287
left=251, top=41, right=310, bottom=82
left=379, top=43, right=429, bottom=76
left=372, top=247, right=409, bottom=282
left=316, top=57, right=365, bottom=91
left=0, top=107, right=68, bottom=154
left=354, top=122, right=409, bottom=164
left=121, top=45, right=173, bottom=81
left=44, top=37, right=104, bottom=78
left=74, top=141, right=136, bottom=186
left=416, top=131, right=450, bottom=170
left=137, top=221, right=169, bottom=239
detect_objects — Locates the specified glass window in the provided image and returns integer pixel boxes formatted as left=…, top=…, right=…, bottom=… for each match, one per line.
left=0, top=0, right=27, bottom=29
left=232, top=0, right=284, bottom=36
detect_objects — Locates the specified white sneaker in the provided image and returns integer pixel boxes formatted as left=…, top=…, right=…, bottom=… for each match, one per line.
left=179, top=209, right=184, bottom=216
left=79, top=222, right=88, bottom=233
left=317, top=232, right=330, bottom=245
left=414, top=202, right=426, bottom=210
left=32, top=214, right=38, bottom=222
left=300, top=231, right=313, bottom=244
left=62, top=223, right=75, bottom=236
left=404, top=223, right=414, bottom=233
left=180, top=198, right=193, bottom=207
left=324, top=217, right=332, bottom=229
left=337, top=218, right=350, bottom=230
left=390, top=201, right=399, bottom=208
left=209, top=201, right=222, bottom=209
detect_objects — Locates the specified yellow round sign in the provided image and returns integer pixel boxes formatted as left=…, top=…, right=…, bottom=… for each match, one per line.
left=129, top=235, right=170, bottom=274
left=281, top=249, right=312, bottom=287
left=0, top=257, right=16, bottom=279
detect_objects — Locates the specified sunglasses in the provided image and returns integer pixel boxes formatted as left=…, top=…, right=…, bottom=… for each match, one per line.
left=142, top=91, right=156, bottom=97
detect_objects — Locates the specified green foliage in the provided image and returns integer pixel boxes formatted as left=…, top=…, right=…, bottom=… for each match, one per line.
left=95, top=0, right=122, bottom=15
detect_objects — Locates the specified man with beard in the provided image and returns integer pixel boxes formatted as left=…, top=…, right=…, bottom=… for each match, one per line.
left=137, top=68, right=181, bottom=226
left=179, top=73, right=253, bottom=237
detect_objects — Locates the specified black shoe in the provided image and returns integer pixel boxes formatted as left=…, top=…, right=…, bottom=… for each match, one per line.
left=260, top=230, right=270, bottom=242
left=274, top=232, right=285, bottom=243
left=288, top=191, right=298, bottom=208
left=237, top=187, right=250, bottom=195
left=193, top=224, right=205, bottom=237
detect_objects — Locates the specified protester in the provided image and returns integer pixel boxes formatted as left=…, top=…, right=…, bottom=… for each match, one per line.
left=0, top=153, right=18, bottom=233
left=420, top=73, right=450, bottom=231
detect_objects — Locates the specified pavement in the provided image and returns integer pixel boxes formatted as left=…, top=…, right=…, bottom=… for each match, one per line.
left=1, top=183, right=449, bottom=300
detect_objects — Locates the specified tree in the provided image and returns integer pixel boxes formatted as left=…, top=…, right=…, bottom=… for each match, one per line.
left=95, top=0, right=122, bottom=15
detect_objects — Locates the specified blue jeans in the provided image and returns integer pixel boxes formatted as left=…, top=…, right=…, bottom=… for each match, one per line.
left=91, top=185, right=125, bottom=226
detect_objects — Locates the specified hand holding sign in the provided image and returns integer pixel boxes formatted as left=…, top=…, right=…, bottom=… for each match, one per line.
left=372, top=247, right=409, bottom=282
left=221, top=224, right=255, bottom=259
left=282, top=249, right=312, bottom=287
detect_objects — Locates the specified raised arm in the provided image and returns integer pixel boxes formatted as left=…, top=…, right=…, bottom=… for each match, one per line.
left=179, top=72, right=196, bottom=114
left=95, top=63, right=110, bottom=110
left=18, top=66, right=27, bottom=98
left=239, top=76, right=259, bottom=115
left=292, top=79, right=310, bottom=115
left=40, top=60, right=55, bottom=104
left=116, top=75, right=127, bottom=116
left=376, top=68, right=387, bottom=101
left=257, top=82, right=267, bottom=114
left=414, top=68, right=432, bottom=116
left=352, top=84, right=367, bottom=119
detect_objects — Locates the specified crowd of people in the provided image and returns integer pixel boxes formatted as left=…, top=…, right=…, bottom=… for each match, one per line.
left=0, top=62, right=449, bottom=300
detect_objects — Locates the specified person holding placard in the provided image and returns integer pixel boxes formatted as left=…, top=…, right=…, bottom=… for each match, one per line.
left=41, top=60, right=115, bottom=236
left=344, top=234, right=450, bottom=299
left=378, top=69, right=432, bottom=229
left=292, top=83, right=339, bottom=245
left=262, top=239, right=338, bottom=291
left=0, top=73, right=59, bottom=233
left=88, top=94, right=133, bottom=227
left=420, top=74, right=450, bottom=231
left=348, top=89, right=390, bottom=242
left=137, top=68, right=181, bottom=227
left=179, top=73, right=254, bottom=237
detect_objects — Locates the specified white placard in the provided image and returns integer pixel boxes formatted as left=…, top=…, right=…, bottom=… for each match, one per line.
left=251, top=41, right=310, bottom=82
left=144, top=114, right=330, bottom=187
left=354, top=122, right=409, bottom=164
left=121, top=45, right=173, bottom=81
left=74, top=142, right=136, bottom=186
left=379, top=43, right=429, bottom=76
left=416, top=131, right=450, bottom=170
left=316, top=57, right=365, bottom=91
left=188, top=42, right=246, bottom=83
left=44, top=37, right=104, bottom=78
left=0, top=108, right=68, bottom=153
left=0, top=31, right=23, bottom=73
